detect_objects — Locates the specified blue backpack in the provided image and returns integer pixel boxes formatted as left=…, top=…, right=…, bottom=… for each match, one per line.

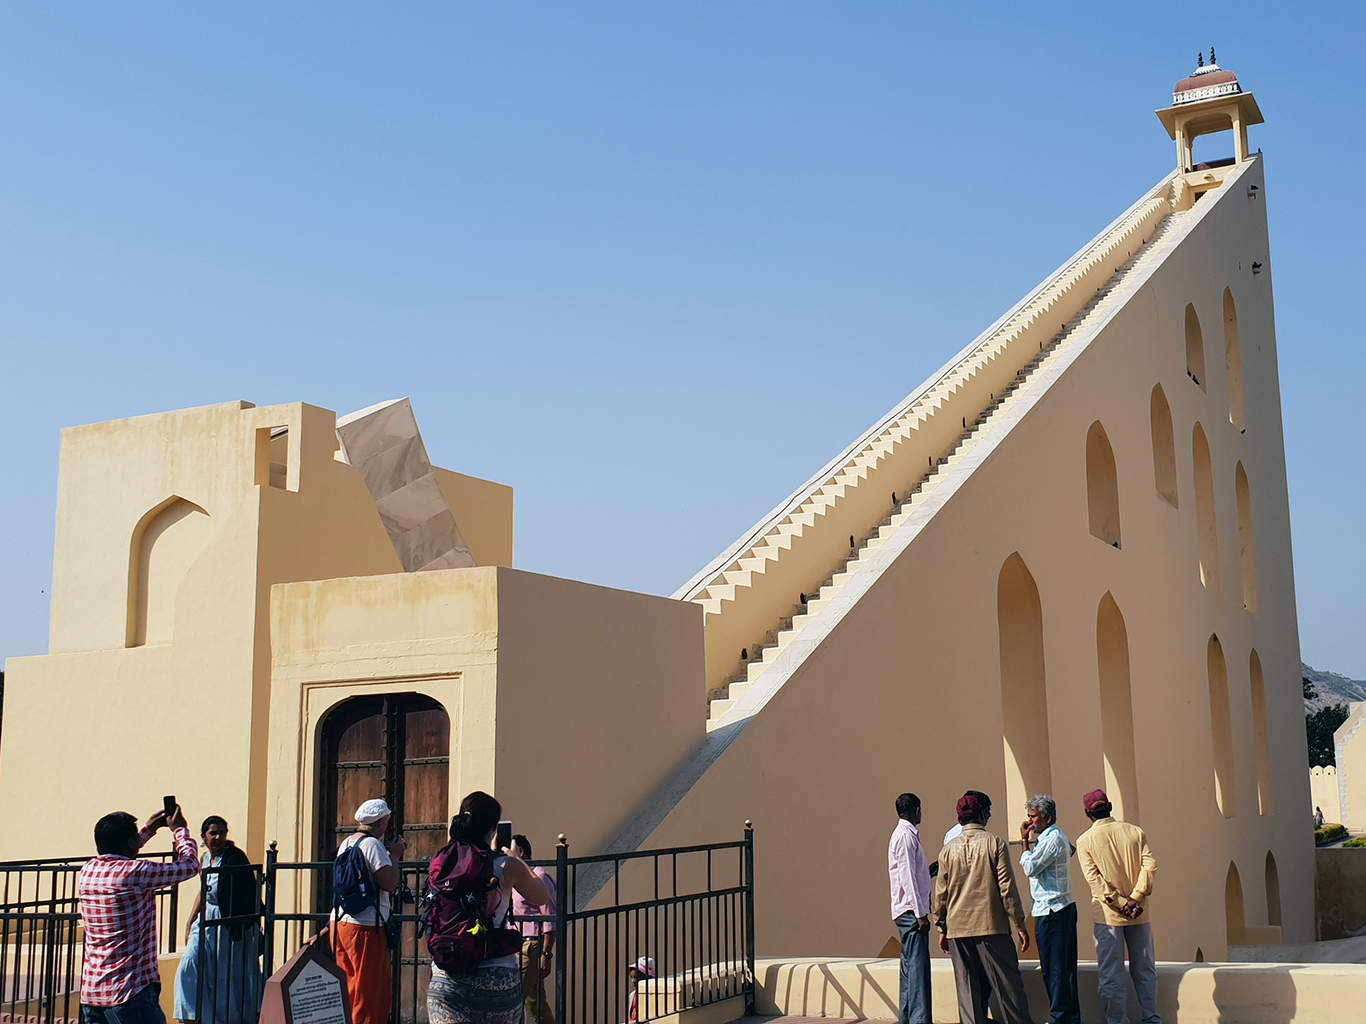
left=333, top=836, right=380, bottom=919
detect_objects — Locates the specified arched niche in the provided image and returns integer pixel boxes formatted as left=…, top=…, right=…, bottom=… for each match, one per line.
left=1208, top=634, right=1238, bottom=818
left=998, top=553, right=1052, bottom=822
left=1193, top=424, right=1220, bottom=592
left=1236, top=462, right=1258, bottom=613
left=1226, top=861, right=1246, bottom=946
left=1150, top=384, right=1178, bottom=508
left=317, top=693, right=451, bottom=863
left=1086, top=421, right=1122, bottom=548
left=1265, top=851, right=1282, bottom=927
left=1250, top=650, right=1274, bottom=815
left=1186, top=303, right=1207, bottom=391
left=126, top=496, right=212, bottom=648
left=1097, top=593, right=1140, bottom=823
left=1224, top=289, right=1246, bottom=429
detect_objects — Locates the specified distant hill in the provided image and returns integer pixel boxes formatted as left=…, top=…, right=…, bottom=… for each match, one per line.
left=1304, top=662, right=1366, bottom=713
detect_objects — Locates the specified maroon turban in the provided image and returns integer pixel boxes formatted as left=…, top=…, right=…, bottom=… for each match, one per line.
left=957, top=794, right=984, bottom=818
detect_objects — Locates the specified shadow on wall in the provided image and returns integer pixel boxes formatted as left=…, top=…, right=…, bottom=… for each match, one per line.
left=1316, top=849, right=1366, bottom=940
left=1212, top=966, right=1296, bottom=1024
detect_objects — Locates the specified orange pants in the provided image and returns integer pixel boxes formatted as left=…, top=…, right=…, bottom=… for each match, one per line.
left=332, top=920, right=392, bottom=1024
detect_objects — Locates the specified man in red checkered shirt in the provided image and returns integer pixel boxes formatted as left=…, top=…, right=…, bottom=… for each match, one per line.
left=78, top=804, right=201, bottom=1024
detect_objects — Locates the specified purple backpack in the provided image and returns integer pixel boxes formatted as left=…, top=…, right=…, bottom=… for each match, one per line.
left=421, top=841, right=522, bottom=973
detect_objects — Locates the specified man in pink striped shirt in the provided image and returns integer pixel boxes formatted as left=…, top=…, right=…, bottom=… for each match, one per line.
left=78, top=805, right=201, bottom=1024
left=888, top=792, right=933, bottom=1024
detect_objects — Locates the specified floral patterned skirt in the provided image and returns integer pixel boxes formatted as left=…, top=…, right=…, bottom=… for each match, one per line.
left=427, top=965, right=521, bottom=1024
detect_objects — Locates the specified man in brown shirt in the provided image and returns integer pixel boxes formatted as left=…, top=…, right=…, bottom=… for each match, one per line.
left=1075, top=788, right=1160, bottom=1024
left=932, top=793, right=1033, bottom=1024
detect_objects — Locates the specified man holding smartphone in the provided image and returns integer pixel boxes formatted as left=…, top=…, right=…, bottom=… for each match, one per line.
left=79, top=803, right=201, bottom=1024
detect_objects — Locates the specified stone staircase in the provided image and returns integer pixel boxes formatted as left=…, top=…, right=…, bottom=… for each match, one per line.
left=704, top=207, right=1188, bottom=729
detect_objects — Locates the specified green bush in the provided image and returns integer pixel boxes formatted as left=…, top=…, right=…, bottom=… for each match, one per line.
left=1342, top=838, right=1366, bottom=849
left=1316, top=823, right=1349, bottom=845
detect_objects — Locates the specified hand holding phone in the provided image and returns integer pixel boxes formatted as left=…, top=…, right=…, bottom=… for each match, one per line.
left=497, top=820, right=513, bottom=853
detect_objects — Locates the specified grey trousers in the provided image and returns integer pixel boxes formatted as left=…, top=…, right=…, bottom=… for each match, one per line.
left=1094, top=923, right=1161, bottom=1024
left=949, top=933, right=1032, bottom=1024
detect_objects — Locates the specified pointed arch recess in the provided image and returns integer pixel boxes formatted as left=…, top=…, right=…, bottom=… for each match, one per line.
left=1225, top=289, right=1246, bottom=429
left=126, top=496, right=212, bottom=648
left=1086, top=421, right=1122, bottom=548
left=1193, top=424, right=1219, bottom=592
left=1096, top=593, right=1140, bottom=823
left=1226, top=861, right=1246, bottom=945
left=1208, top=634, right=1238, bottom=818
left=1249, top=650, right=1274, bottom=815
left=998, top=553, right=1053, bottom=823
left=1150, top=384, right=1178, bottom=507
left=1186, top=303, right=1207, bottom=391
left=1236, top=462, right=1258, bottom=613
left=1265, top=852, right=1282, bottom=927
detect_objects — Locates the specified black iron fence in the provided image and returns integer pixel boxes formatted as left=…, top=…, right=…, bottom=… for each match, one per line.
left=0, top=826, right=755, bottom=1024
left=0, top=853, right=183, bottom=1024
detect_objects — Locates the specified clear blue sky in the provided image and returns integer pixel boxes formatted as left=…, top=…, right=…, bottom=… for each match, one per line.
left=2, top=4, right=1362, bottom=678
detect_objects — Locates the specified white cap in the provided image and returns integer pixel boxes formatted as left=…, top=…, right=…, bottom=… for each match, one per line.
left=355, top=798, right=392, bottom=825
left=633, top=956, right=656, bottom=979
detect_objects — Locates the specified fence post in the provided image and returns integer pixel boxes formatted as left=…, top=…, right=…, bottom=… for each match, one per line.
left=263, top=841, right=278, bottom=978
left=555, top=834, right=568, bottom=1024
left=743, top=821, right=756, bottom=1017
left=168, top=873, right=180, bottom=953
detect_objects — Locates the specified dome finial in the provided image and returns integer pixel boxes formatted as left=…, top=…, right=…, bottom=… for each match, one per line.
left=1197, top=52, right=1204, bottom=68
left=1210, top=46, right=1217, bottom=66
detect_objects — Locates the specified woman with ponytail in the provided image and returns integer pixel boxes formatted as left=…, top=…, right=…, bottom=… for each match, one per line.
left=426, top=792, right=549, bottom=1024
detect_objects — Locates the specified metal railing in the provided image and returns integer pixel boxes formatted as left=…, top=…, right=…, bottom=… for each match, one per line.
left=0, top=826, right=755, bottom=1024
left=0, top=853, right=182, bottom=1024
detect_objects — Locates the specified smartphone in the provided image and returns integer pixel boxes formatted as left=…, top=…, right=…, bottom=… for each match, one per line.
left=497, top=820, right=513, bottom=851
left=163, top=795, right=177, bottom=819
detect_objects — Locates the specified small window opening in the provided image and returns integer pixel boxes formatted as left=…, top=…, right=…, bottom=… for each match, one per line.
left=255, top=425, right=291, bottom=490
left=1208, top=634, right=1238, bottom=818
left=1086, top=421, right=1122, bottom=548
left=1193, top=424, right=1219, bottom=592
left=1186, top=304, right=1207, bottom=391
left=1225, top=861, right=1246, bottom=945
left=1236, top=462, right=1258, bottom=612
left=1250, top=651, right=1273, bottom=815
left=1224, top=289, right=1246, bottom=429
left=1150, top=385, right=1178, bottom=508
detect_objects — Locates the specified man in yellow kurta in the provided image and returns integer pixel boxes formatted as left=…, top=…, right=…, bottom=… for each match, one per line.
left=1075, top=789, right=1159, bottom=1024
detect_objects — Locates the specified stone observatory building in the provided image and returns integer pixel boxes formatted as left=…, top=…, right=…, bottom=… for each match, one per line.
left=2, top=58, right=1307, bottom=964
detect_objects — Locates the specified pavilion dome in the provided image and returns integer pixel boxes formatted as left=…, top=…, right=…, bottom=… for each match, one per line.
left=1173, top=53, right=1241, bottom=105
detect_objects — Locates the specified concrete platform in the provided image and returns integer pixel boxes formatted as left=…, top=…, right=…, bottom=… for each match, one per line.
left=752, top=955, right=1366, bottom=1023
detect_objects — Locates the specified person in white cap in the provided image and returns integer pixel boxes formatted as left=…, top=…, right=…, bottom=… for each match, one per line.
left=332, top=798, right=405, bottom=1024
left=627, top=956, right=656, bottom=1023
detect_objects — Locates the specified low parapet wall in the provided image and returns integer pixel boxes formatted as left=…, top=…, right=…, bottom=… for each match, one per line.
left=756, top=956, right=1366, bottom=1023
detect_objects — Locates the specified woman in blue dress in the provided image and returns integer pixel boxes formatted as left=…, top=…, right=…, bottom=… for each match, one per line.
left=174, top=816, right=262, bottom=1024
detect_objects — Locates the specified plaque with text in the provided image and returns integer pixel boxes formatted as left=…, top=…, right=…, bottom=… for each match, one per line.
left=260, top=940, right=352, bottom=1024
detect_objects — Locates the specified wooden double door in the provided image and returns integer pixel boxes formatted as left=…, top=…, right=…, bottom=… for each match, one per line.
left=318, top=693, right=451, bottom=864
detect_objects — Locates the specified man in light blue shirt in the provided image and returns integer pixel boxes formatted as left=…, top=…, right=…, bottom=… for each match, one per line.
left=1019, top=795, right=1079, bottom=1024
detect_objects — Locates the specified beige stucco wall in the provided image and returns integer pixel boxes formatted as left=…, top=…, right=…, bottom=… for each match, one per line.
left=0, top=400, right=514, bottom=863
left=631, top=157, right=1313, bottom=964
left=1332, top=703, right=1366, bottom=828
left=264, top=567, right=703, bottom=871
left=433, top=468, right=514, bottom=568
left=1309, top=766, right=1340, bottom=822
left=756, top=956, right=1366, bottom=1023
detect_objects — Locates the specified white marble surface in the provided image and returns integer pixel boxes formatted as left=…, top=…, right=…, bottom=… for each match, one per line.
left=336, top=398, right=476, bottom=572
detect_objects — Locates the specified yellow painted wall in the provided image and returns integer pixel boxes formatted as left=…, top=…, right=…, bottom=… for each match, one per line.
left=630, top=157, right=1314, bottom=964
left=433, top=468, right=514, bottom=568
left=264, top=567, right=702, bottom=871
